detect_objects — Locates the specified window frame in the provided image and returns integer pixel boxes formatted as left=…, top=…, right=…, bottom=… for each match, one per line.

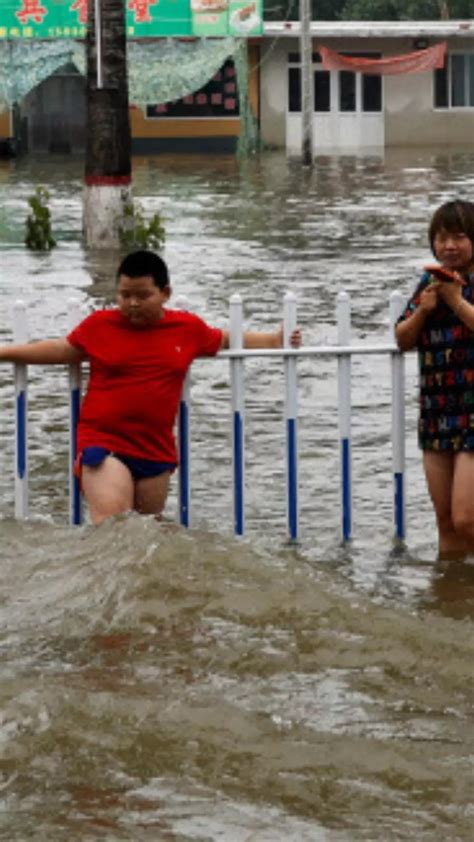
left=434, top=51, right=474, bottom=110
left=287, top=51, right=383, bottom=115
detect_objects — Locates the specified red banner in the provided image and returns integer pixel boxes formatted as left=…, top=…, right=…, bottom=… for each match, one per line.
left=319, top=42, right=447, bottom=75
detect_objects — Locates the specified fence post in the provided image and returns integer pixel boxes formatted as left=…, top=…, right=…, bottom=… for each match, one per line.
left=390, top=291, right=406, bottom=541
left=337, top=291, right=352, bottom=542
left=68, top=299, right=83, bottom=526
left=175, top=295, right=191, bottom=527
left=284, top=291, right=298, bottom=542
left=229, top=293, right=245, bottom=536
left=13, top=301, right=28, bottom=520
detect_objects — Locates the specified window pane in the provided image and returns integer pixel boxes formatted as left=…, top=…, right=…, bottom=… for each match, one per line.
left=288, top=67, right=301, bottom=112
left=362, top=74, right=381, bottom=112
left=314, top=70, right=330, bottom=112
left=451, top=54, right=465, bottom=107
left=340, top=71, right=355, bottom=111
left=434, top=67, right=448, bottom=108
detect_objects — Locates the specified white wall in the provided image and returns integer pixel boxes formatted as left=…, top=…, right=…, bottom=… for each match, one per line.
left=260, top=35, right=474, bottom=150
left=384, top=37, right=474, bottom=146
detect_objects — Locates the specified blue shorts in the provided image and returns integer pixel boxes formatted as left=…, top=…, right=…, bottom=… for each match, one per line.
left=79, top=447, right=176, bottom=481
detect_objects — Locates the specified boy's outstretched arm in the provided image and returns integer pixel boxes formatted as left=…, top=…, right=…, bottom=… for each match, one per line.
left=221, top=325, right=302, bottom=350
left=0, top=338, right=84, bottom=365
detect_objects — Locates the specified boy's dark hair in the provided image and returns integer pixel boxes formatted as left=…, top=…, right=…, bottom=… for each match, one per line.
left=117, top=250, right=169, bottom=290
left=429, top=200, right=474, bottom=255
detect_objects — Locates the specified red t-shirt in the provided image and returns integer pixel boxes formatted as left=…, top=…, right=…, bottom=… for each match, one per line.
left=67, top=308, right=223, bottom=463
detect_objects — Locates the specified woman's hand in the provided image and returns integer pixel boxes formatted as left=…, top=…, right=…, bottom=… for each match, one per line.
left=436, top=278, right=464, bottom=313
left=396, top=283, right=438, bottom=352
left=419, top=283, right=440, bottom=313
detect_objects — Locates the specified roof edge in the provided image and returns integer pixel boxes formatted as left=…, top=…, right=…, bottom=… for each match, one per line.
left=263, top=20, right=474, bottom=38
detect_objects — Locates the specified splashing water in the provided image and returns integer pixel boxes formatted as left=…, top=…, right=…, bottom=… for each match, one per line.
left=0, top=149, right=473, bottom=839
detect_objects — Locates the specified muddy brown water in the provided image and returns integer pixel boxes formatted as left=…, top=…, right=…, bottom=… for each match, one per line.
left=0, top=149, right=473, bottom=839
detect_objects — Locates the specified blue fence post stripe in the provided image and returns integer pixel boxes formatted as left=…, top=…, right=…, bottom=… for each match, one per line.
left=341, top=437, right=351, bottom=541
left=390, top=291, right=406, bottom=542
left=178, top=398, right=190, bottom=527
left=233, top=410, right=244, bottom=535
left=16, top=390, right=26, bottom=480
left=229, top=293, right=245, bottom=536
left=175, top=294, right=191, bottom=528
left=13, top=300, right=28, bottom=520
left=287, top=416, right=298, bottom=541
left=68, top=300, right=83, bottom=526
left=70, top=385, right=82, bottom=526
left=394, top=472, right=404, bottom=540
left=284, top=292, right=298, bottom=542
left=337, top=291, right=352, bottom=542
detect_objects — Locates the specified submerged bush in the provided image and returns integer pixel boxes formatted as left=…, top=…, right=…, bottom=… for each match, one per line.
left=119, top=199, right=165, bottom=251
left=25, top=187, right=56, bottom=251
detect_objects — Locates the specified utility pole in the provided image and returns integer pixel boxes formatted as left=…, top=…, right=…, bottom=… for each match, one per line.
left=300, top=0, right=313, bottom=165
left=83, top=0, right=132, bottom=248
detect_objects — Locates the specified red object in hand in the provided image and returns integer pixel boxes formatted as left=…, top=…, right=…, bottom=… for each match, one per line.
left=424, top=264, right=466, bottom=285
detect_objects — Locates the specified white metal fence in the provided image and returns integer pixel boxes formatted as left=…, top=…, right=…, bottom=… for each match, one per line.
left=10, top=291, right=406, bottom=541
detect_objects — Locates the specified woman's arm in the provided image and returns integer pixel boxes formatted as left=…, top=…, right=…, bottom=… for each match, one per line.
left=0, top=338, right=84, bottom=365
left=220, top=325, right=302, bottom=350
left=437, top=281, right=474, bottom=331
left=395, top=285, right=438, bottom=352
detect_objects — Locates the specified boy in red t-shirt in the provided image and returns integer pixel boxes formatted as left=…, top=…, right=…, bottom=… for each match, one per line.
left=0, top=250, right=301, bottom=524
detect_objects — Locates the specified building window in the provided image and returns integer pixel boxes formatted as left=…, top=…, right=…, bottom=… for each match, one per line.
left=314, top=70, right=330, bottom=112
left=435, top=53, right=474, bottom=108
left=338, top=54, right=381, bottom=113
left=288, top=52, right=381, bottom=114
left=287, top=68, right=331, bottom=112
left=146, top=60, right=239, bottom=119
left=340, top=70, right=356, bottom=111
left=362, top=73, right=382, bottom=112
left=288, top=67, right=301, bottom=112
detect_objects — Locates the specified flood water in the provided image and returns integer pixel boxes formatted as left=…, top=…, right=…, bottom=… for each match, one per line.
left=0, top=148, right=473, bottom=839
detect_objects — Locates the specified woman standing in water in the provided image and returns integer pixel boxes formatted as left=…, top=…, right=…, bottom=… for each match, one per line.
left=396, top=200, right=474, bottom=559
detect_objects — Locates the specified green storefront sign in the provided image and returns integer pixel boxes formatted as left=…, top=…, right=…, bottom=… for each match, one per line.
left=0, top=0, right=263, bottom=39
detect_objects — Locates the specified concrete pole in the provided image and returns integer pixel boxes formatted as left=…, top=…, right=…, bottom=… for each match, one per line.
left=300, top=0, right=313, bottom=166
left=83, top=0, right=132, bottom=248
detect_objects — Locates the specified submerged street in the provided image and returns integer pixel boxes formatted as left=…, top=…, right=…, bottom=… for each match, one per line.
left=0, top=147, right=473, bottom=839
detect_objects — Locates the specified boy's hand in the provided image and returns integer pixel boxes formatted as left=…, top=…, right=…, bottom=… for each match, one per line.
left=289, top=327, right=302, bottom=348
left=233, top=325, right=303, bottom=351
left=274, top=325, right=302, bottom=348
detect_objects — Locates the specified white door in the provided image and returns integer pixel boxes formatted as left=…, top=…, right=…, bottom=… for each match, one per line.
left=287, top=52, right=384, bottom=154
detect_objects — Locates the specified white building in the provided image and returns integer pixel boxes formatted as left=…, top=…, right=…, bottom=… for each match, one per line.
left=260, top=20, right=474, bottom=154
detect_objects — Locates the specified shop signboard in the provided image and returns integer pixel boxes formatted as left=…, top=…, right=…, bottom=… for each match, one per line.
left=0, top=0, right=263, bottom=39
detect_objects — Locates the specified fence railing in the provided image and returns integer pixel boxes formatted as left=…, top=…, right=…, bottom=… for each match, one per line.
left=10, top=291, right=406, bottom=541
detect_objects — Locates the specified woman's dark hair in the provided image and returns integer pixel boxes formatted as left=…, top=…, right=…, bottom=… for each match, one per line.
left=117, top=250, right=169, bottom=290
left=429, top=200, right=474, bottom=256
